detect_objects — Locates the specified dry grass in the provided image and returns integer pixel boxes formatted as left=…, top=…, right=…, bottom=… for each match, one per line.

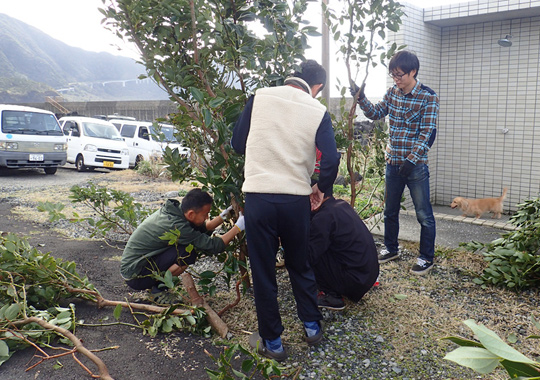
left=359, top=244, right=540, bottom=363
left=209, top=243, right=540, bottom=378
left=3, top=170, right=196, bottom=239
left=5, top=170, right=540, bottom=378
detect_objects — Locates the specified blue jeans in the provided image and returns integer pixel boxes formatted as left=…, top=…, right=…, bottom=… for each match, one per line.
left=384, top=163, right=436, bottom=262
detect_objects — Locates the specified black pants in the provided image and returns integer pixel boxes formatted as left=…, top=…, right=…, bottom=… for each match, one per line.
left=125, top=245, right=197, bottom=291
left=311, top=254, right=377, bottom=303
left=245, top=193, right=322, bottom=340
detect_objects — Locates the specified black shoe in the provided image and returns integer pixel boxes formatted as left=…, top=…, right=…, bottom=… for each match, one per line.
left=304, top=320, right=324, bottom=346
left=249, top=332, right=288, bottom=362
left=410, top=258, right=434, bottom=275
left=317, top=291, right=345, bottom=311
left=378, top=249, right=399, bottom=263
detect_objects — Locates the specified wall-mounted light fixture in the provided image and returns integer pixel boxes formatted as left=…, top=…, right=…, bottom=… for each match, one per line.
left=498, top=35, right=512, bottom=47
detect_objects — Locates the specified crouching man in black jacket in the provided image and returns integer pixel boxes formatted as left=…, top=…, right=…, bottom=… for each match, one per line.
left=309, top=195, right=379, bottom=310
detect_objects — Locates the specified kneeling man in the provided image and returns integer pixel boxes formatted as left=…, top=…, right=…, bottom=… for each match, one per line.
left=121, top=188, right=244, bottom=303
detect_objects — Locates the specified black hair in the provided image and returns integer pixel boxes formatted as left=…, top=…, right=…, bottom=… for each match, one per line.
left=293, top=60, right=327, bottom=91
left=389, top=50, right=420, bottom=79
left=181, top=188, right=213, bottom=213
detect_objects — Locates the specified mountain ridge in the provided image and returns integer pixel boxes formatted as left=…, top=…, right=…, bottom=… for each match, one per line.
left=0, top=13, right=168, bottom=102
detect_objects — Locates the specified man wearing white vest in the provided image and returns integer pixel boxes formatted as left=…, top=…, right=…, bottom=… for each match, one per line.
left=232, top=60, right=340, bottom=361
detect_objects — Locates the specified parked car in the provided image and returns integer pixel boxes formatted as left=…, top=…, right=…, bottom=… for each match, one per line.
left=0, top=104, right=67, bottom=175
left=109, top=119, right=190, bottom=168
left=58, top=116, right=129, bottom=172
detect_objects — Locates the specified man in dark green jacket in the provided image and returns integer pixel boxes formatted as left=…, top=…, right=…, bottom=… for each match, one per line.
left=121, top=188, right=244, bottom=301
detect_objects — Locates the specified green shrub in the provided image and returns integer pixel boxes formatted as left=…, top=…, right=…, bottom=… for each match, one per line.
left=462, top=197, right=540, bottom=289
left=136, top=157, right=170, bottom=179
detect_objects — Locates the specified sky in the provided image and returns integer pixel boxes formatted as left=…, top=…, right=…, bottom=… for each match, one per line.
left=1, top=0, right=467, bottom=97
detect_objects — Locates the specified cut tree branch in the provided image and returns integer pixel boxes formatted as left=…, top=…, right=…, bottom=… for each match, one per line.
left=10, top=317, right=114, bottom=380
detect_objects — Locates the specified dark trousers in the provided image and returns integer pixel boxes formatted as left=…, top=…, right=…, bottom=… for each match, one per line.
left=312, top=255, right=378, bottom=303
left=245, top=193, right=322, bottom=341
left=125, top=245, right=197, bottom=291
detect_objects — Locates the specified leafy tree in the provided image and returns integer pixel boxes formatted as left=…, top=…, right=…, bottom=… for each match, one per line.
left=100, top=0, right=404, bottom=288
left=100, top=0, right=317, bottom=205
left=323, top=0, right=404, bottom=207
left=101, top=0, right=323, bottom=287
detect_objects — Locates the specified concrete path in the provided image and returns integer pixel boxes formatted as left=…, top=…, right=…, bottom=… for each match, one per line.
left=367, top=205, right=514, bottom=249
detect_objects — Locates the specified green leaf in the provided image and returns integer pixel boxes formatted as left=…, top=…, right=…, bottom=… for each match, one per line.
left=199, top=270, right=216, bottom=279
left=163, top=270, right=175, bottom=289
left=500, top=359, right=540, bottom=378
left=185, top=315, right=196, bottom=325
left=202, top=108, right=212, bottom=126
left=231, top=368, right=246, bottom=378
left=464, top=320, right=537, bottom=364
left=241, top=359, right=255, bottom=373
left=0, top=340, right=9, bottom=357
left=4, top=303, right=21, bottom=320
left=532, top=316, right=540, bottom=330
left=442, top=336, right=483, bottom=347
left=393, top=294, right=408, bottom=300
left=113, top=304, right=123, bottom=320
left=444, top=347, right=500, bottom=374
left=53, top=360, right=63, bottom=369
left=208, top=97, right=225, bottom=108
left=190, top=87, right=205, bottom=103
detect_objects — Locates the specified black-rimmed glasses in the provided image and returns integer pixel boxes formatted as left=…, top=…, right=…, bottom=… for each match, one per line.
left=389, top=72, right=407, bottom=79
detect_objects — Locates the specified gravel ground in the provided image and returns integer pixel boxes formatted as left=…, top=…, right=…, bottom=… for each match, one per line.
left=2, top=167, right=540, bottom=380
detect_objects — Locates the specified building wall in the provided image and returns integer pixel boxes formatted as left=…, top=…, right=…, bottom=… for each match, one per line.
left=388, top=0, right=540, bottom=212
left=437, top=16, right=540, bottom=212
left=16, top=100, right=179, bottom=122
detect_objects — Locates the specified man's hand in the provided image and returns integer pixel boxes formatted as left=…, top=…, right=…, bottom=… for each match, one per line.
left=399, top=160, right=415, bottom=177
left=234, top=212, right=245, bottom=232
left=349, top=81, right=366, bottom=101
left=310, top=184, right=324, bottom=211
left=219, top=205, right=234, bottom=221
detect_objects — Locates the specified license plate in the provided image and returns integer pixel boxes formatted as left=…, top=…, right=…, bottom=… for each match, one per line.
left=29, top=154, right=44, bottom=161
left=103, top=161, right=114, bottom=168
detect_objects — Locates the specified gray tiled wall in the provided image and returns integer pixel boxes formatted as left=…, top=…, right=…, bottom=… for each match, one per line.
left=386, top=0, right=540, bottom=213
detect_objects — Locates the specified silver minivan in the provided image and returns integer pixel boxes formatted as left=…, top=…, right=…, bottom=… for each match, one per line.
left=0, top=105, right=67, bottom=174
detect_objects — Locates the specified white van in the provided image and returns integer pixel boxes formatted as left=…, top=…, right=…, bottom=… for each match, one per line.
left=109, top=119, right=190, bottom=168
left=0, top=105, right=67, bottom=175
left=58, top=116, right=130, bottom=172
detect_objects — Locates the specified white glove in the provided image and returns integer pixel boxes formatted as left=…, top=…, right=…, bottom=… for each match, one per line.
left=219, top=205, right=234, bottom=220
left=235, top=212, right=245, bottom=232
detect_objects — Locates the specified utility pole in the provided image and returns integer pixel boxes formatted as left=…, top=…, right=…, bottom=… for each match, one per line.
left=321, top=0, right=330, bottom=104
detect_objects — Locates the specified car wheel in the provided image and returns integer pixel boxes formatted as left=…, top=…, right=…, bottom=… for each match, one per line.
left=135, top=155, right=144, bottom=169
left=44, top=167, right=57, bottom=175
left=76, top=155, right=86, bottom=172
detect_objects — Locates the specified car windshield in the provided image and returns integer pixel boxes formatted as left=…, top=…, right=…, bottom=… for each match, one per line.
left=82, top=122, right=123, bottom=140
left=1, top=110, right=63, bottom=135
left=150, top=124, right=176, bottom=142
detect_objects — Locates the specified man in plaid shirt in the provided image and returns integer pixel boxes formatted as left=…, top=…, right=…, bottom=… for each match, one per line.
left=351, top=50, right=439, bottom=275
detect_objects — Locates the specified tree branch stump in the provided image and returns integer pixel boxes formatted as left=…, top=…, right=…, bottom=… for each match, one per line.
left=181, top=272, right=228, bottom=338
